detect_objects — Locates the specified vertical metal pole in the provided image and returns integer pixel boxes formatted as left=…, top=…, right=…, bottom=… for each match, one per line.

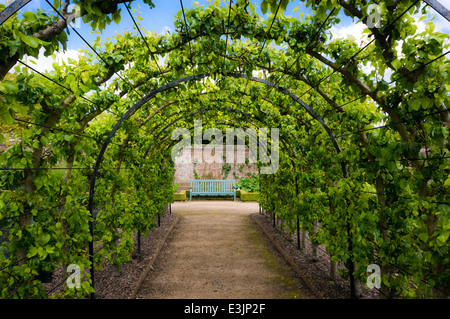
left=293, top=161, right=301, bottom=250
left=88, top=219, right=95, bottom=299
left=344, top=195, right=356, bottom=299
left=88, top=175, right=96, bottom=299
left=158, top=211, right=161, bottom=227
left=137, top=230, right=141, bottom=254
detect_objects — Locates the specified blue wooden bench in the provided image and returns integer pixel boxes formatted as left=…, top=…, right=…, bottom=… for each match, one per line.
left=189, top=179, right=236, bottom=201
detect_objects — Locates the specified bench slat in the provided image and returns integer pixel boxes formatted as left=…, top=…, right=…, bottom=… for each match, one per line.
left=189, top=179, right=236, bottom=201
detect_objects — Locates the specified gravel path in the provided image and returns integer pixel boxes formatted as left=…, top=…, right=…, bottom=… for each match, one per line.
left=135, top=201, right=317, bottom=299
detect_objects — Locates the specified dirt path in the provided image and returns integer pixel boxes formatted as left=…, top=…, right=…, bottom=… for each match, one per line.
left=135, top=201, right=316, bottom=299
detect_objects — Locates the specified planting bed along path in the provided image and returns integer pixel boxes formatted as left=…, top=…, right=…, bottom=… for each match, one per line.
left=135, top=201, right=317, bottom=299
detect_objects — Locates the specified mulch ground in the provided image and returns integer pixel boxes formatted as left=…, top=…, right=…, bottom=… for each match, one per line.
left=253, top=212, right=378, bottom=299
left=43, top=212, right=179, bottom=299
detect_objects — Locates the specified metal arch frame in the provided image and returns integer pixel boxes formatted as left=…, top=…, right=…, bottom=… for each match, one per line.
left=0, top=0, right=31, bottom=25
left=145, top=107, right=295, bottom=161
left=423, top=0, right=450, bottom=22
left=86, top=72, right=345, bottom=297
left=89, top=72, right=343, bottom=215
left=142, top=106, right=294, bottom=160
left=2, top=0, right=449, bottom=27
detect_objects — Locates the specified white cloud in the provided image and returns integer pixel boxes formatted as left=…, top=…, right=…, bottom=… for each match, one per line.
left=252, top=70, right=262, bottom=77
left=161, top=26, right=173, bottom=35
left=330, top=2, right=450, bottom=45
left=327, top=3, right=450, bottom=81
left=21, top=48, right=81, bottom=74
left=329, top=21, right=370, bottom=45
left=416, top=2, right=450, bottom=35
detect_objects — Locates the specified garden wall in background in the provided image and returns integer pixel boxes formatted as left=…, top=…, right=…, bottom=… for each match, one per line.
left=173, top=145, right=258, bottom=188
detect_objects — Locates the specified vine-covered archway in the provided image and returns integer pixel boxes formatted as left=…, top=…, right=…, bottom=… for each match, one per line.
left=0, top=0, right=449, bottom=299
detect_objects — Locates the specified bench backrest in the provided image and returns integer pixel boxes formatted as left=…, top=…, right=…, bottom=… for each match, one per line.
left=190, top=180, right=235, bottom=193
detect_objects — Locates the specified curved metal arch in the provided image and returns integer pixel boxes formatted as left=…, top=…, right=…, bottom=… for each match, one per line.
left=87, top=72, right=346, bottom=297
left=89, top=71, right=344, bottom=217
left=0, top=0, right=31, bottom=25
left=143, top=106, right=275, bottom=157
left=139, top=93, right=296, bottom=155
left=128, top=93, right=306, bottom=169
left=144, top=107, right=295, bottom=160
left=160, top=120, right=283, bottom=176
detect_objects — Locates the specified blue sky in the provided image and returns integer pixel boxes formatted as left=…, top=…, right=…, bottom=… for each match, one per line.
left=58, top=0, right=314, bottom=51
left=2, top=0, right=318, bottom=51
left=1, top=0, right=448, bottom=72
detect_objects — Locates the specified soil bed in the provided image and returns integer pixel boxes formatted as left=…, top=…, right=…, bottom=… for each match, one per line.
left=43, top=212, right=178, bottom=299
left=253, top=212, right=378, bottom=299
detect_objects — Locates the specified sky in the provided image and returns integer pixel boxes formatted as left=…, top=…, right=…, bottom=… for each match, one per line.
left=1, top=0, right=449, bottom=73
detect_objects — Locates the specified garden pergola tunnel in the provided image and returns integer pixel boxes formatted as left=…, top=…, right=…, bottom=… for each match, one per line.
left=86, top=72, right=347, bottom=298
left=0, top=0, right=449, bottom=300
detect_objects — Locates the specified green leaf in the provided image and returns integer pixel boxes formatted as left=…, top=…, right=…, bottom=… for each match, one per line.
left=436, top=232, right=449, bottom=246
left=316, top=5, right=327, bottom=21
left=45, top=246, right=54, bottom=253
left=261, top=1, right=268, bottom=14
left=418, top=232, right=428, bottom=242
left=408, top=98, right=420, bottom=111
left=0, top=109, right=14, bottom=125
left=444, top=177, right=450, bottom=187
left=377, top=80, right=389, bottom=92
left=40, top=136, right=49, bottom=146
left=22, top=11, right=35, bottom=21
left=18, top=32, right=40, bottom=48
left=391, top=59, right=402, bottom=71
left=425, top=22, right=434, bottom=34
left=0, top=81, right=19, bottom=94
left=386, top=160, right=395, bottom=172
left=113, top=11, right=121, bottom=25
left=27, top=247, right=38, bottom=258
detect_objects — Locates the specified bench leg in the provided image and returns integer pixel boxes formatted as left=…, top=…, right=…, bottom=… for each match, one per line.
left=190, top=193, right=192, bottom=201
left=234, top=193, right=236, bottom=201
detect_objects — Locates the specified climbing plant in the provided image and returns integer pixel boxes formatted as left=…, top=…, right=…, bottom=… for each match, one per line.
left=0, top=0, right=448, bottom=298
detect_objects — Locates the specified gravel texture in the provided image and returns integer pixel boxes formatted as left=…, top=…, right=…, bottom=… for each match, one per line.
left=135, top=201, right=317, bottom=299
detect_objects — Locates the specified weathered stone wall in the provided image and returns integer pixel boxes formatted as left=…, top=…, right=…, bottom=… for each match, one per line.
left=173, top=145, right=258, bottom=187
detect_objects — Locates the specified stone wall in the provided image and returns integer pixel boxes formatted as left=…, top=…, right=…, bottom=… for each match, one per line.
left=173, top=145, right=258, bottom=187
